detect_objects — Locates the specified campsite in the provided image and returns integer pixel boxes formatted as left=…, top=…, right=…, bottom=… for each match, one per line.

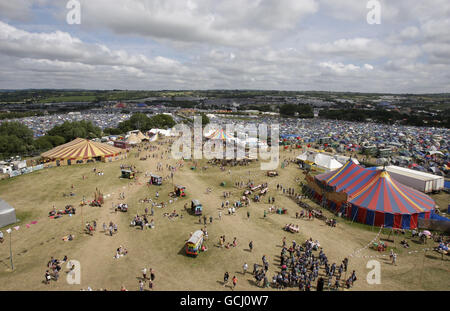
left=0, top=136, right=448, bottom=291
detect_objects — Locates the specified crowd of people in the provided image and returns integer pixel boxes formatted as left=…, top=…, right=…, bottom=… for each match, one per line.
left=264, top=238, right=355, bottom=291
left=43, top=256, right=69, bottom=285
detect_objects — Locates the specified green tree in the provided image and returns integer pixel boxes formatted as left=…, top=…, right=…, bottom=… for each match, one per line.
left=47, top=120, right=102, bottom=142
left=200, top=113, right=210, bottom=127
left=0, top=122, right=35, bottom=157
left=279, top=104, right=298, bottom=116
left=33, top=135, right=65, bottom=151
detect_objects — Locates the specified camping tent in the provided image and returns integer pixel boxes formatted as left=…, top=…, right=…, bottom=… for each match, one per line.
left=310, top=160, right=435, bottom=229
left=41, top=138, right=126, bottom=163
left=0, top=198, right=16, bottom=228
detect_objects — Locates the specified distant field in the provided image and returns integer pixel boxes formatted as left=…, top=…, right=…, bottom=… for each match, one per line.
left=38, top=95, right=97, bottom=103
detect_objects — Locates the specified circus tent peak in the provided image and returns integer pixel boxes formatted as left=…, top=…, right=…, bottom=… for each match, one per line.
left=41, top=138, right=125, bottom=160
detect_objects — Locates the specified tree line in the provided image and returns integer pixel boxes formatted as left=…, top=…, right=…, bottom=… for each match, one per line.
left=0, top=113, right=176, bottom=159
left=318, top=108, right=450, bottom=128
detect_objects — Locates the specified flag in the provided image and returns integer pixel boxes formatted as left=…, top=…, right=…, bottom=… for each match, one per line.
left=6, top=228, right=12, bottom=234
left=26, top=224, right=31, bottom=228
left=31, top=221, right=38, bottom=224
left=14, top=226, right=20, bottom=231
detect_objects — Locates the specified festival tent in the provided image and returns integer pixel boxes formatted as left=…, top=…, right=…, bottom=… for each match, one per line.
left=149, top=133, right=158, bottom=142
left=0, top=198, right=16, bottom=228
left=206, top=128, right=235, bottom=141
left=309, top=160, right=436, bottom=229
left=334, top=155, right=360, bottom=165
left=126, top=133, right=142, bottom=145
left=136, top=131, right=149, bottom=141
left=41, top=138, right=126, bottom=163
left=314, top=153, right=343, bottom=171
left=149, top=128, right=177, bottom=137
left=297, top=151, right=343, bottom=172
left=296, top=152, right=310, bottom=162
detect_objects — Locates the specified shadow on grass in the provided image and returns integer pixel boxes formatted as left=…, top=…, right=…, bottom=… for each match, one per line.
left=247, top=279, right=260, bottom=287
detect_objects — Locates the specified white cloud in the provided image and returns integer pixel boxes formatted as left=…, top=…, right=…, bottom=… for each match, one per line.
left=0, top=1, right=450, bottom=93
left=77, top=0, right=318, bottom=47
left=319, top=61, right=373, bottom=74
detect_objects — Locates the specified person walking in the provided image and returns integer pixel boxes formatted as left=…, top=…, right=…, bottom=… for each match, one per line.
left=317, top=277, right=324, bottom=291
left=139, top=280, right=144, bottom=291
left=391, top=252, right=397, bottom=265
left=142, top=267, right=147, bottom=280
left=243, top=263, right=248, bottom=275
left=150, top=268, right=155, bottom=281
left=249, top=240, right=253, bottom=252
left=232, top=276, right=237, bottom=290
left=223, top=272, right=229, bottom=287
left=44, top=270, right=51, bottom=284
left=247, top=211, right=250, bottom=220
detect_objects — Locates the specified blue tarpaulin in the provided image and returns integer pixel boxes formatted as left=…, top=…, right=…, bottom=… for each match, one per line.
left=430, top=213, right=450, bottom=222
left=444, top=180, right=450, bottom=189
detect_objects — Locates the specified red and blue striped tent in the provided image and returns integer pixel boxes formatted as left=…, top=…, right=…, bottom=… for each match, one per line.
left=314, top=160, right=435, bottom=229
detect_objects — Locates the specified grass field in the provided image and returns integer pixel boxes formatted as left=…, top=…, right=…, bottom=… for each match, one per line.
left=0, top=141, right=448, bottom=291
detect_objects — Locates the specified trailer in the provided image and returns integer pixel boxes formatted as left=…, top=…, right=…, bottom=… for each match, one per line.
left=121, top=169, right=135, bottom=179
left=379, top=165, right=444, bottom=193
left=185, top=230, right=204, bottom=257
left=174, top=185, right=186, bottom=197
left=149, top=174, right=162, bottom=185
left=191, top=199, right=203, bottom=215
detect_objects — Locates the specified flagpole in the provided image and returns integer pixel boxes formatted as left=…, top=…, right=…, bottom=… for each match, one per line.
left=9, top=230, right=13, bottom=270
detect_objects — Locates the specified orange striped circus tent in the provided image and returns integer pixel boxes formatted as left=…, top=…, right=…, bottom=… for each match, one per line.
left=41, top=138, right=127, bottom=164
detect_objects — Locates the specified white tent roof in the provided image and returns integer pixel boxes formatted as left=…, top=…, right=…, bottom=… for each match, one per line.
left=149, top=133, right=158, bottom=142
left=0, top=198, right=16, bottom=228
left=149, top=128, right=176, bottom=137
left=314, top=153, right=343, bottom=170
left=296, top=152, right=308, bottom=161
left=335, top=155, right=360, bottom=165
left=297, top=151, right=344, bottom=171
left=429, top=150, right=444, bottom=156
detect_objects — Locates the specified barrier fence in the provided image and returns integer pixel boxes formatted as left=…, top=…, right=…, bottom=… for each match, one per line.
left=8, top=164, right=45, bottom=178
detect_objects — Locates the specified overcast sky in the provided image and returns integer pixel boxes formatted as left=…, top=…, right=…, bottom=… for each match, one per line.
left=0, top=0, right=449, bottom=93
